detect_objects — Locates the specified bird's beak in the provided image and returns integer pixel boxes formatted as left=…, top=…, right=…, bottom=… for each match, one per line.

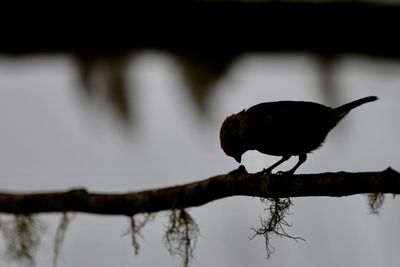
left=234, top=154, right=242, bottom=163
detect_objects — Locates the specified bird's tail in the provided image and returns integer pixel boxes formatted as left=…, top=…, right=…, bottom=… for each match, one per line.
left=333, top=96, right=378, bottom=120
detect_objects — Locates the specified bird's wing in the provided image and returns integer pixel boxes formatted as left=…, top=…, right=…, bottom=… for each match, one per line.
left=245, top=101, right=332, bottom=154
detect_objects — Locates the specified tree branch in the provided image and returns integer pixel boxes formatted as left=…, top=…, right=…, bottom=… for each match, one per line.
left=0, top=167, right=399, bottom=216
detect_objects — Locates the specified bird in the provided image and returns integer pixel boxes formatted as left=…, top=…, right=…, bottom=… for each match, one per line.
left=220, top=96, right=378, bottom=174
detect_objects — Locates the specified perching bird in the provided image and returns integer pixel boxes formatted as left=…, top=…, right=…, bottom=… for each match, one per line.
left=220, top=96, right=378, bottom=174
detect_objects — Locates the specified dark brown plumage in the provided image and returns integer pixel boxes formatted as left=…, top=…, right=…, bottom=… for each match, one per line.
left=220, top=96, right=378, bottom=174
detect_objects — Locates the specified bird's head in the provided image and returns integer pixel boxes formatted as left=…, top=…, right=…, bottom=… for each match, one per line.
left=220, top=110, right=247, bottom=163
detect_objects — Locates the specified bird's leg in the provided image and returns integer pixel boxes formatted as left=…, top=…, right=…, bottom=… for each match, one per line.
left=278, top=154, right=307, bottom=175
left=262, top=155, right=291, bottom=174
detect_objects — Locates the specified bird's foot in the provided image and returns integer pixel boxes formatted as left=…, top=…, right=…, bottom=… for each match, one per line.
left=257, top=168, right=273, bottom=175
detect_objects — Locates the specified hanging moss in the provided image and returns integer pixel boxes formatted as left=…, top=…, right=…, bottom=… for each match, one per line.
left=367, top=193, right=385, bottom=215
left=250, top=198, right=304, bottom=258
left=163, top=209, right=199, bottom=267
left=0, top=214, right=45, bottom=265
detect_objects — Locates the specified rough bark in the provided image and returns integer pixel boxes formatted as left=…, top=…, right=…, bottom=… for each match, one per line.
left=0, top=167, right=398, bottom=216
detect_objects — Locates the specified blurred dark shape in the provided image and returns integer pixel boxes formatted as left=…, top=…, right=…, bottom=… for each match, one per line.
left=73, top=53, right=132, bottom=124
left=1, top=2, right=400, bottom=57
left=220, top=96, right=378, bottom=174
left=175, top=52, right=233, bottom=114
left=315, top=55, right=341, bottom=106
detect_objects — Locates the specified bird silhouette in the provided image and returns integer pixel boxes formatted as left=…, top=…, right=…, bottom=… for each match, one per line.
left=220, top=96, right=378, bottom=174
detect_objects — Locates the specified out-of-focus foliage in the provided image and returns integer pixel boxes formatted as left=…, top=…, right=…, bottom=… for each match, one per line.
left=74, top=53, right=132, bottom=123
left=72, top=51, right=343, bottom=127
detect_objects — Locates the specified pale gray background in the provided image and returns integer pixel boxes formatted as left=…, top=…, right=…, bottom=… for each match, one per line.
left=0, top=53, right=398, bottom=266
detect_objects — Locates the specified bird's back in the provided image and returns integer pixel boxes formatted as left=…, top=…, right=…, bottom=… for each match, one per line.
left=245, top=101, right=335, bottom=156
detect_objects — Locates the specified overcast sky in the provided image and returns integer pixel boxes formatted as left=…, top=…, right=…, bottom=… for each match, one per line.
left=0, top=53, right=399, bottom=267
